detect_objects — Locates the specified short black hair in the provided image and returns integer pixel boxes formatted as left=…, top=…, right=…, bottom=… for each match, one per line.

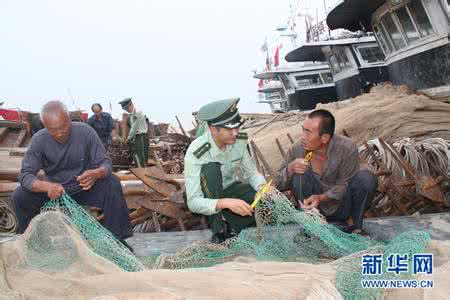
left=91, top=103, right=102, bottom=112
left=308, top=109, right=335, bottom=137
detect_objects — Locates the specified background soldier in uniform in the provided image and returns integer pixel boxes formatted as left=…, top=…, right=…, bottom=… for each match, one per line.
left=119, top=98, right=149, bottom=167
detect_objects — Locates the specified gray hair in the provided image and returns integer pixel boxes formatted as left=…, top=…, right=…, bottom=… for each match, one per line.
left=40, top=100, right=70, bottom=121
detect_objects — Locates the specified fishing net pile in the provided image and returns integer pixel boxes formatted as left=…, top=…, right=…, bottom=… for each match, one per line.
left=246, top=83, right=450, bottom=173
left=2, top=189, right=449, bottom=299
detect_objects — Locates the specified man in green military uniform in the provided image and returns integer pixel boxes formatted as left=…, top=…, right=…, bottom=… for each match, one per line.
left=184, top=98, right=266, bottom=243
left=119, top=98, right=149, bottom=167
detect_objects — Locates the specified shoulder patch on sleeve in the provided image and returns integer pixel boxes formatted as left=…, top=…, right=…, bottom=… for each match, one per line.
left=236, top=132, right=248, bottom=140
left=193, top=142, right=211, bottom=159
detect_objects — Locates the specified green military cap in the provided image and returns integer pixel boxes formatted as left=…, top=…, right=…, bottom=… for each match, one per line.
left=118, top=97, right=133, bottom=110
left=197, top=98, right=244, bottom=129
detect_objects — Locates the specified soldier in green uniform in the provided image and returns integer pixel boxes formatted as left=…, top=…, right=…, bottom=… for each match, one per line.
left=119, top=98, right=149, bottom=168
left=184, top=98, right=266, bottom=243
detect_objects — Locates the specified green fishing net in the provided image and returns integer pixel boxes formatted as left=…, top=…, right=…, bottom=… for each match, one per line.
left=34, top=190, right=430, bottom=299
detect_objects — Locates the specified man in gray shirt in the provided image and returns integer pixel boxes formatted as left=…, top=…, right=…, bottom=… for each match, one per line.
left=13, top=101, right=132, bottom=244
left=275, top=109, right=377, bottom=235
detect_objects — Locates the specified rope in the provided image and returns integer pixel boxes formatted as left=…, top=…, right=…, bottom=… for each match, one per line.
left=0, top=201, right=17, bottom=233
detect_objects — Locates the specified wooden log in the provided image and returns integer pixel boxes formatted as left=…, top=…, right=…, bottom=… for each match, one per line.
left=250, top=140, right=276, bottom=180
left=175, top=115, right=188, bottom=137
left=275, top=138, right=286, bottom=157
left=250, top=141, right=265, bottom=176
left=287, top=133, right=295, bottom=144
left=253, top=115, right=278, bottom=135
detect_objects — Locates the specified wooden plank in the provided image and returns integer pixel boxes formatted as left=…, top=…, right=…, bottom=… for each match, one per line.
left=136, top=198, right=184, bottom=219
left=130, top=167, right=178, bottom=197
left=0, top=128, right=8, bottom=144
left=0, top=182, right=18, bottom=193
left=0, top=169, right=19, bottom=182
left=13, top=129, right=27, bottom=148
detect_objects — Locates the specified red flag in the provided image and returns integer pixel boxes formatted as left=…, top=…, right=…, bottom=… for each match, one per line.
left=258, top=79, right=264, bottom=88
left=274, top=47, right=280, bottom=67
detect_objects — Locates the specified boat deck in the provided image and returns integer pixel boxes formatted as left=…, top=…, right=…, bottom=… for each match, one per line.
left=1, top=212, right=448, bottom=257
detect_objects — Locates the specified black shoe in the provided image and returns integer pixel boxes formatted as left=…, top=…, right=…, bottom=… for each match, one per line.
left=120, top=239, right=134, bottom=253
left=210, top=232, right=235, bottom=244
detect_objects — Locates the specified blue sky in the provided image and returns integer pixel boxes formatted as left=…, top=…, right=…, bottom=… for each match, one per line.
left=0, top=0, right=331, bottom=129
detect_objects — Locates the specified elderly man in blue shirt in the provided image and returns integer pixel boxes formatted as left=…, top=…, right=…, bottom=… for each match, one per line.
left=87, top=103, right=114, bottom=152
left=12, top=100, right=132, bottom=248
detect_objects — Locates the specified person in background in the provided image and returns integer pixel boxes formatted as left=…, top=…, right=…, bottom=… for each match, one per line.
left=12, top=100, right=133, bottom=250
left=184, top=98, right=266, bottom=243
left=275, top=109, right=377, bottom=235
left=87, top=103, right=114, bottom=152
left=118, top=98, right=149, bottom=167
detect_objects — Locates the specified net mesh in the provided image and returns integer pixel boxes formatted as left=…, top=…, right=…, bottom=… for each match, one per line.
left=22, top=190, right=430, bottom=299
left=42, top=194, right=145, bottom=272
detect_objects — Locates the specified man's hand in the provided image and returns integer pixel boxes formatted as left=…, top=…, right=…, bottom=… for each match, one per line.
left=303, top=195, right=321, bottom=209
left=216, top=198, right=253, bottom=216
left=47, top=183, right=64, bottom=200
left=287, top=158, right=309, bottom=176
left=76, top=169, right=100, bottom=191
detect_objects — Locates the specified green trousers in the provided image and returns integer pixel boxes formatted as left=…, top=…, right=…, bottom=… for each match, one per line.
left=134, top=133, right=149, bottom=167
left=200, top=162, right=257, bottom=235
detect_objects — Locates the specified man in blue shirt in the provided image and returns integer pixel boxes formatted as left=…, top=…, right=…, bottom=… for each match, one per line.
left=12, top=101, right=132, bottom=245
left=87, top=103, right=114, bottom=152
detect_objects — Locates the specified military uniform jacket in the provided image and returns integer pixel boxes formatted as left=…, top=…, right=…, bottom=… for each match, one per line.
left=184, top=128, right=266, bottom=215
left=127, top=110, right=148, bottom=142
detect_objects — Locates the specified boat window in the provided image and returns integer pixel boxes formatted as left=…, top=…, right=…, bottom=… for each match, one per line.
left=373, top=25, right=392, bottom=55
left=447, top=0, right=450, bottom=26
left=320, top=72, right=334, bottom=83
left=279, top=74, right=294, bottom=91
left=395, top=6, right=420, bottom=43
left=381, top=14, right=406, bottom=50
left=357, top=45, right=385, bottom=63
left=333, top=47, right=352, bottom=70
left=295, top=74, right=322, bottom=87
left=408, top=0, right=434, bottom=37
left=328, top=55, right=341, bottom=74
left=266, top=92, right=281, bottom=100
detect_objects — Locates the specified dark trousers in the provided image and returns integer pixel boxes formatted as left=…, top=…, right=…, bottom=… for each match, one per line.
left=12, top=175, right=132, bottom=240
left=134, top=133, right=149, bottom=167
left=200, top=162, right=256, bottom=235
left=292, top=169, right=377, bottom=229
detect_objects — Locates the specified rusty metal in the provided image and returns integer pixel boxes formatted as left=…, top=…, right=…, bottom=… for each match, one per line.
left=379, top=138, right=446, bottom=204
